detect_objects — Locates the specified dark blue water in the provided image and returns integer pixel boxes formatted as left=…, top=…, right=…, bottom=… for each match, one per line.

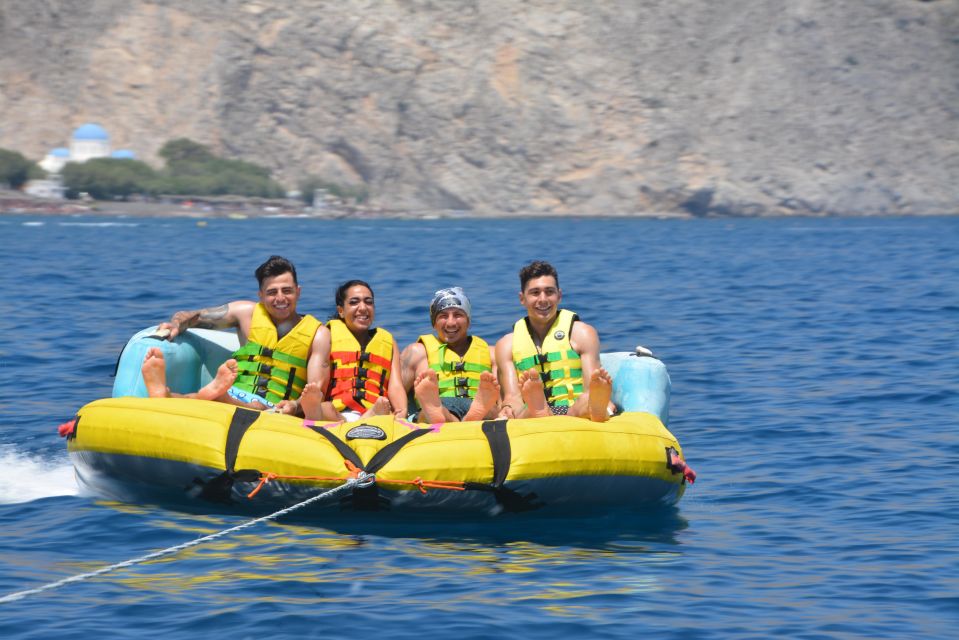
left=0, top=213, right=956, bottom=638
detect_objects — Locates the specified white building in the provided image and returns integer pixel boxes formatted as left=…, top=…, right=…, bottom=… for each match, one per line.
left=39, top=122, right=122, bottom=174
left=24, top=179, right=66, bottom=199
left=68, top=123, right=111, bottom=162
left=31, top=123, right=133, bottom=199
left=38, top=147, right=70, bottom=174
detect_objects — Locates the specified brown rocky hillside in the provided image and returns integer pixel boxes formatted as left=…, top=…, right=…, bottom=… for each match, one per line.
left=1, top=0, right=956, bottom=215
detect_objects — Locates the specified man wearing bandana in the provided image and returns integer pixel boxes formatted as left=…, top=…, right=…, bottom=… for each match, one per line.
left=400, top=287, right=503, bottom=423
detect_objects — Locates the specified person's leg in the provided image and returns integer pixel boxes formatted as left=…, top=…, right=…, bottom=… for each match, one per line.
left=195, top=359, right=238, bottom=401
left=463, top=371, right=502, bottom=421
left=413, top=369, right=451, bottom=423
left=141, top=347, right=170, bottom=398
left=519, top=369, right=551, bottom=418
left=587, top=368, right=612, bottom=422
left=568, top=368, right=613, bottom=422
left=300, top=381, right=342, bottom=421
left=142, top=347, right=241, bottom=403
left=362, top=396, right=393, bottom=418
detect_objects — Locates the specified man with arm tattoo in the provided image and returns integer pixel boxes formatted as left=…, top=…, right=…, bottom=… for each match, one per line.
left=140, top=255, right=331, bottom=415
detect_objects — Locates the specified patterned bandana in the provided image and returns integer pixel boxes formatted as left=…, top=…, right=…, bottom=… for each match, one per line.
left=429, top=287, right=471, bottom=324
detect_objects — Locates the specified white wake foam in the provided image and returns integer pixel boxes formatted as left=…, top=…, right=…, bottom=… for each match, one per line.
left=0, top=446, right=78, bottom=504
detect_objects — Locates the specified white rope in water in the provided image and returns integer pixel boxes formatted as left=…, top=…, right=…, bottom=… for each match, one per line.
left=0, top=478, right=359, bottom=604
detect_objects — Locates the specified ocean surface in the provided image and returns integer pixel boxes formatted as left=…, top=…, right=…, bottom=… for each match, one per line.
left=0, top=212, right=956, bottom=639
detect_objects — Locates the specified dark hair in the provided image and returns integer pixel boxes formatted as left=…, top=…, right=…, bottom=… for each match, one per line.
left=332, top=279, right=374, bottom=319
left=255, top=255, right=297, bottom=288
left=519, top=260, right=559, bottom=291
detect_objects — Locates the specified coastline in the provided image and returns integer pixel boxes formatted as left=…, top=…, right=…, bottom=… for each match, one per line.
left=2, top=191, right=953, bottom=220
left=0, top=191, right=691, bottom=220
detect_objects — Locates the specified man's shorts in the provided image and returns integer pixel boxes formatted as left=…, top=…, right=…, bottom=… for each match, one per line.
left=548, top=404, right=569, bottom=416
left=409, top=396, right=473, bottom=422
left=440, top=396, right=473, bottom=420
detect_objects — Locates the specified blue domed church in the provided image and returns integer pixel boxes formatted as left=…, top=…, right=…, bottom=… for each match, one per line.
left=31, top=122, right=137, bottom=198
left=39, top=122, right=135, bottom=174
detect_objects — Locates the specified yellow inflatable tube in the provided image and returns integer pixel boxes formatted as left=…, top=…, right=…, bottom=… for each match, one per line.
left=67, top=396, right=690, bottom=514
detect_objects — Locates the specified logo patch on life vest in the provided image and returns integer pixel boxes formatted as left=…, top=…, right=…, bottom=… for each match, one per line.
left=554, top=330, right=566, bottom=340
left=345, top=424, right=387, bottom=440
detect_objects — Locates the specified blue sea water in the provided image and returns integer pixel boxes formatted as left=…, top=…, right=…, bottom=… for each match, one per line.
left=0, top=212, right=956, bottom=639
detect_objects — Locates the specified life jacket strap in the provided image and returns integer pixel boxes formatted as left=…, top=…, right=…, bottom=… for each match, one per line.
left=234, top=342, right=308, bottom=368
left=433, top=361, right=491, bottom=374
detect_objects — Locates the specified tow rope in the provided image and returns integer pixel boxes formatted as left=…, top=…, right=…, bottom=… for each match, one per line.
left=0, top=477, right=363, bottom=604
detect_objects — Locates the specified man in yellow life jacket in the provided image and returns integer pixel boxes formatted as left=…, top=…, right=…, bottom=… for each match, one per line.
left=141, top=255, right=331, bottom=415
left=494, top=260, right=614, bottom=422
left=400, top=287, right=502, bottom=423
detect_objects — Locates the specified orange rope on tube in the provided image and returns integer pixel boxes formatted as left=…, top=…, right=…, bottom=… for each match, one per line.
left=245, top=462, right=467, bottom=499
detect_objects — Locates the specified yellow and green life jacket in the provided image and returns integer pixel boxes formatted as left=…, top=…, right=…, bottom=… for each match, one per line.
left=231, top=303, right=321, bottom=404
left=418, top=333, right=492, bottom=399
left=327, top=318, right=394, bottom=413
left=511, top=309, right=584, bottom=407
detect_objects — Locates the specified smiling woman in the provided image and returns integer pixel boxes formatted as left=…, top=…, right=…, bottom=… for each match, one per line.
left=308, top=280, right=408, bottom=422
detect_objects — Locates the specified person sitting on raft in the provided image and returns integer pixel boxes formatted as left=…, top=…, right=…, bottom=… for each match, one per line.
left=495, top=260, right=614, bottom=422
left=141, top=255, right=330, bottom=415
left=299, top=280, right=407, bottom=422
left=400, top=287, right=502, bottom=423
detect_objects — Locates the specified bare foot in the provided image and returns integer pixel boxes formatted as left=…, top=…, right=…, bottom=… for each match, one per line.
left=362, top=395, right=393, bottom=418
left=588, top=367, right=613, bottom=422
left=520, top=369, right=551, bottom=418
left=413, top=369, right=446, bottom=423
left=463, top=371, right=501, bottom=421
left=141, top=347, right=170, bottom=398
left=299, top=381, right=326, bottom=420
left=196, top=359, right=238, bottom=401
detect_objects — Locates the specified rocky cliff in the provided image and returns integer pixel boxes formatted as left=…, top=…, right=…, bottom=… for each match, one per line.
left=1, top=0, right=956, bottom=215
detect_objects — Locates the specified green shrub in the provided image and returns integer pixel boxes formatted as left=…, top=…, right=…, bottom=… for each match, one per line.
left=61, top=158, right=159, bottom=199
left=60, top=138, right=287, bottom=200
left=0, top=148, right=40, bottom=189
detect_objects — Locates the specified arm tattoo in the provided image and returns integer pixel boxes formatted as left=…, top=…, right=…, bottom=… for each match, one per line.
left=195, top=304, right=230, bottom=329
